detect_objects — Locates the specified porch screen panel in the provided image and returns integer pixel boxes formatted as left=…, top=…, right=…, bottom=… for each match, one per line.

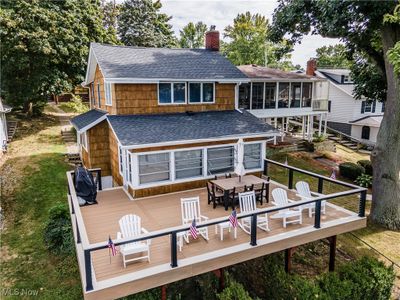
left=244, top=143, right=262, bottom=169
left=291, top=83, right=301, bottom=107
left=139, top=153, right=170, bottom=184
left=175, top=150, right=203, bottom=179
left=251, top=83, right=264, bottom=109
left=207, top=146, right=235, bottom=175
left=264, top=83, right=276, bottom=109
left=278, top=83, right=289, bottom=108
left=238, top=83, right=251, bottom=109
left=302, top=83, right=312, bottom=107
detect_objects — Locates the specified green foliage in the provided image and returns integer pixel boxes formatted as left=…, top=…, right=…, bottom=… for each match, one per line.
left=313, top=134, right=326, bottom=143
left=44, top=204, right=74, bottom=255
left=59, top=96, right=89, bottom=114
left=217, top=278, right=252, bottom=300
left=221, top=12, right=294, bottom=69
left=303, top=141, right=315, bottom=152
left=166, top=272, right=219, bottom=299
left=179, top=22, right=208, bottom=48
left=355, top=174, right=373, bottom=188
left=385, top=3, right=400, bottom=75
left=0, top=0, right=115, bottom=109
left=357, top=160, right=373, bottom=175
left=101, top=0, right=121, bottom=44
left=117, top=0, right=176, bottom=47
left=339, top=162, right=365, bottom=180
left=316, top=44, right=352, bottom=68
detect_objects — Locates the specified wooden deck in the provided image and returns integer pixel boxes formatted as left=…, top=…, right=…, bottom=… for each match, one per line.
left=77, top=182, right=366, bottom=300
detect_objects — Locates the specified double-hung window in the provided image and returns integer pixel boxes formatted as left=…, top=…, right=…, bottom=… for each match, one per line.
left=207, top=146, right=235, bottom=175
left=105, top=82, right=112, bottom=106
left=138, top=153, right=170, bottom=184
left=188, top=83, right=214, bottom=103
left=244, top=143, right=262, bottom=170
left=175, top=149, right=203, bottom=179
left=158, top=82, right=186, bottom=104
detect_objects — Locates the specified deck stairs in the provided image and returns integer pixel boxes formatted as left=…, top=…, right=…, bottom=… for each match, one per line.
left=6, top=121, right=17, bottom=141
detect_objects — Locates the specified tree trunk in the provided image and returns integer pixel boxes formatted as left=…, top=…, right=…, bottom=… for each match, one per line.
left=370, top=24, right=400, bottom=230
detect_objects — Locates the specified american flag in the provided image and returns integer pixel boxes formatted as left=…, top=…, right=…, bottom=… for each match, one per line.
left=108, top=236, right=117, bottom=256
left=189, top=219, right=198, bottom=239
left=330, top=170, right=336, bottom=180
left=229, top=209, right=238, bottom=228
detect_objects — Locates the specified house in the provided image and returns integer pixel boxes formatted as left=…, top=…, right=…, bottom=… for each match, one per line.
left=308, top=61, right=384, bottom=145
left=71, top=32, right=279, bottom=196
left=237, top=64, right=330, bottom=142
left=0, top=98, right=12, bottom=155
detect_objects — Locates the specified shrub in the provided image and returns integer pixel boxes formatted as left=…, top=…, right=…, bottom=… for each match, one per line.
left=60, top=95, right=89, bottom=113
left=313, top=133, right=326, bottom=143
left=217, top=279, right=252, bottom=300
left=355, top=174, right=373, bottom=188
left=357, top=159, right=373, bottom=175
left=44, top=204, right=74, bottom=255
left=339, top=162, right=365, bottom=180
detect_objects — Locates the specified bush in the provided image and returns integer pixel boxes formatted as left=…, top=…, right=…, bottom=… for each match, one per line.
left=355, top=174, right=373, bottom=188
left=313, top=133, right=326, bottom=143
left=217, top=279, right=252, bottom=300
left=44, top=204, right=74, bottom=255
left=357, top=159, right=373, bottom=175
left=59, top=95, right=89, bottom=113
left=339, top=162, right=365, bottom=180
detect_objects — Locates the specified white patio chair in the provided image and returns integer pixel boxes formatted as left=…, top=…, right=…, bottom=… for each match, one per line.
left=238, top=191, right=270, bottom=234
left=295, top=181, right=326, bottom=217
left=181, top=197, right=209, bottom=244
left=117, top=214, right=151, bottom=268
left=271, top=188, right=302, bottom=228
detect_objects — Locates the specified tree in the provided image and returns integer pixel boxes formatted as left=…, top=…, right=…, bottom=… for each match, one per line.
left=117, top=0, right=176, bottom=47
left=316, top=44, right=352, bottom=68
left=221, top=12, right=294, bottom=69
left=0, top=0, right=114, bottom=113
left=272, top=0, right=400, bottom=229
left=179, top=22, right=208, bottom=48
left=101, top=0, right=120, bottom=44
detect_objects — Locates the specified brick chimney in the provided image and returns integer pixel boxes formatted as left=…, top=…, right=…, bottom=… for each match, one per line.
left=306, top=58, right=317, bottom=76
left=205, top=25, right=220, bottom=51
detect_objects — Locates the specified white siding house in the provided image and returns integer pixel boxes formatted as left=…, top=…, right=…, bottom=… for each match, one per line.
left=0, top=98, right=11, bottom=155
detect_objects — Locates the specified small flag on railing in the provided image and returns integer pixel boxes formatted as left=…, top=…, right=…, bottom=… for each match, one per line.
left=108, top=236, right=117, bottom=257
left=189, top=219, right=198, bottom=239
left=284, top=156, right=288, bottom=166
left=330, top=170, right=336, bottom=180
left=229, top=209, right=238, bottom=228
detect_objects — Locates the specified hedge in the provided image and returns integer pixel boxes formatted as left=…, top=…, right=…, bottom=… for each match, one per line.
left=339, top=162, right=365, bottom=180
left=357, top=160, right=373, bottom=175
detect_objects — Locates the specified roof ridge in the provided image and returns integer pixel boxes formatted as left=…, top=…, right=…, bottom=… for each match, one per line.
left=91, top=42, right=210, bottom=52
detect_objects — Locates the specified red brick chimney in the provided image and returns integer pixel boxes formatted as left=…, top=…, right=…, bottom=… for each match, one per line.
left=205, top=25, right=219, bottom=51
left=306, top=58, right=317, bottom=76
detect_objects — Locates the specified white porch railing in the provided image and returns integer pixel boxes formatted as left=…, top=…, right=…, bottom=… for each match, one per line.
left=312, top=99, right=329, bottom=111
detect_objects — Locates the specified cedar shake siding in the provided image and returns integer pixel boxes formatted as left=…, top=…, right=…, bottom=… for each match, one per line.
left=91, top=65, right=117, bottom=114
left=81, top=146, right=90, bottom=167
left=86, top=121, right=111, bottom=176
left=109, top=127, right=123, bottom=186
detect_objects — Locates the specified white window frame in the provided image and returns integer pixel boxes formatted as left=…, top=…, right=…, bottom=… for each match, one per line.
left=243, top=141, right=264, bottom=170
left=363, top=100, right=373, bottom=113
left=158, top=82, right=187, bottom=105
left=118, top=145, right=124, bottom=176
left=137, top=152, right=171, bottom=185
left=105, top=82, right=112, bottom=106
left=188, top=82, right=215, bottom=104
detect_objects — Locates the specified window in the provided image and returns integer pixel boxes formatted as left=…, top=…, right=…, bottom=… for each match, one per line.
left=158, top=82, right=186, bottom=104
left=80, top=132, right=88, bottom=150
left=343, top=75, right=352, bottom=83
left=278, top=83, right=290, bottom=108
left=207, top=146, right=234, bottom=175
left=238, top=83, right=251, bottom=109
left=244, top=143, right=262, bottom=170
left=264, top=83, right=276, bottom=109
left=290, top=83, right=301, bottom=108
left=302, top=82, right=312, bottom=107
left=138, top=153, right=170, bottom=184
left=175, top=149, right=203, bottom=179
left=188, top=83, right=214, bottom=103
left=105, top=82, right=112, bottom=106
left=251, top=83, right=264, bottom=109
left=97, top=82, right=101, bottom=107
left=362, top=100, right=372, bottom=113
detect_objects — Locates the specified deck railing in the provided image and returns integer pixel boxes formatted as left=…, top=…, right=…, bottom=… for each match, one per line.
left=66, top=160, right=367, bottom=293
left=312, top=99, right=329, bottom=111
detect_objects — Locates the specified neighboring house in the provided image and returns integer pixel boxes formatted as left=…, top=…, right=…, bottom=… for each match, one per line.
left=71, top=32, right=279, bottom=196
left=0, top=98, right=12, bottom=155
left=311, top=64, right=384, bottom=145
left=237, top=64, right=330, bottom=142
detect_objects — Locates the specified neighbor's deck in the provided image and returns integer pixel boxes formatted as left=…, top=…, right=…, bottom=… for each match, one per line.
left=78, top=181, right=365, bottom=300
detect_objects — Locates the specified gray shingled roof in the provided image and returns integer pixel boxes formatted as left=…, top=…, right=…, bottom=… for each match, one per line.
left=92, top=43, right=247, bottom=80
left=107, top=110, right=278, bottom=146
left=70, top=109, right=107, bottom=131
left=238, top=65, right=320, bottom=80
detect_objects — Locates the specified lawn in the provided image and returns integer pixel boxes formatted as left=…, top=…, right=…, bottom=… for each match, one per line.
left=0, top=107, right=81, bottom=299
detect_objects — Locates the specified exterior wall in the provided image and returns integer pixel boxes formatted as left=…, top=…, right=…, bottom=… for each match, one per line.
left=85, top=120, right=111, bottom=176
left=351, top=125, right=379, bottom=144
left=114, top=83, right=235, bottom=115
left=90, top=65, right=117, bottom=114
left=109, top=127, right=123, bottom=186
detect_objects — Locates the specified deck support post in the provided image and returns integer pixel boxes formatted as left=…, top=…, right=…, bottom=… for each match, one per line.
left=250, top=214, right=257, bottom=246
left=213, top=268, right=225, bottom=291
left=285, top=247, right=295, bottom=273
left=328, top=235, right=337, bottom=272
left=318, top=114, right=322, bottom=136
left=161, top=285, right=167, bottom=300
left=324, top=113, right=328, bottom=135
left=170, top=232, right=178, bottom=268
left=318, top=177, right=324, bottom=194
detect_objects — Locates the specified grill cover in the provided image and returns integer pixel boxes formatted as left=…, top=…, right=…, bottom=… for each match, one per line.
left=74, top=167, right=97, bottom=205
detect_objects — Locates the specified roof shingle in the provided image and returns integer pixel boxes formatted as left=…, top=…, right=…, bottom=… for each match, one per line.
left=70, top=109, right=107, bottom=131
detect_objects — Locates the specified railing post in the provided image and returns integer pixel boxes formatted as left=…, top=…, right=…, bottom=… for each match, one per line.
left=97, top=169, right=102, bottom=191
left=263, top=159, right=268, bottom=176
left=84, top=250, right=93, bottom=291
left=314, top=200, right=321, bottom=228
left=76, top=218, right=81, bottom=244
left=358, top=190, right=367, bottom=217
left=250, top=214, right=257, bottom=246
left=318, top=177, right=324, bottom=194
left=288, top=169, right=294, bottom=190
left=170, top=232, right=178, bottom=268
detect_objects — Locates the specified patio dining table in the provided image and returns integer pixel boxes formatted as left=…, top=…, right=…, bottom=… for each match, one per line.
left=211, top=175, right=270, bottom=210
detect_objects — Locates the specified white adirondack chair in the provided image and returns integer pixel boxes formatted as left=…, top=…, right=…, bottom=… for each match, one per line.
left=117, top=214, right=151, bottom=268
left=271, top=188, right=302, bottom=228
left=181, top=197, right=209, bottom=244
left=295, top=181, right=326, bottom=217
left=238, top=191, right=270, bottom=234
